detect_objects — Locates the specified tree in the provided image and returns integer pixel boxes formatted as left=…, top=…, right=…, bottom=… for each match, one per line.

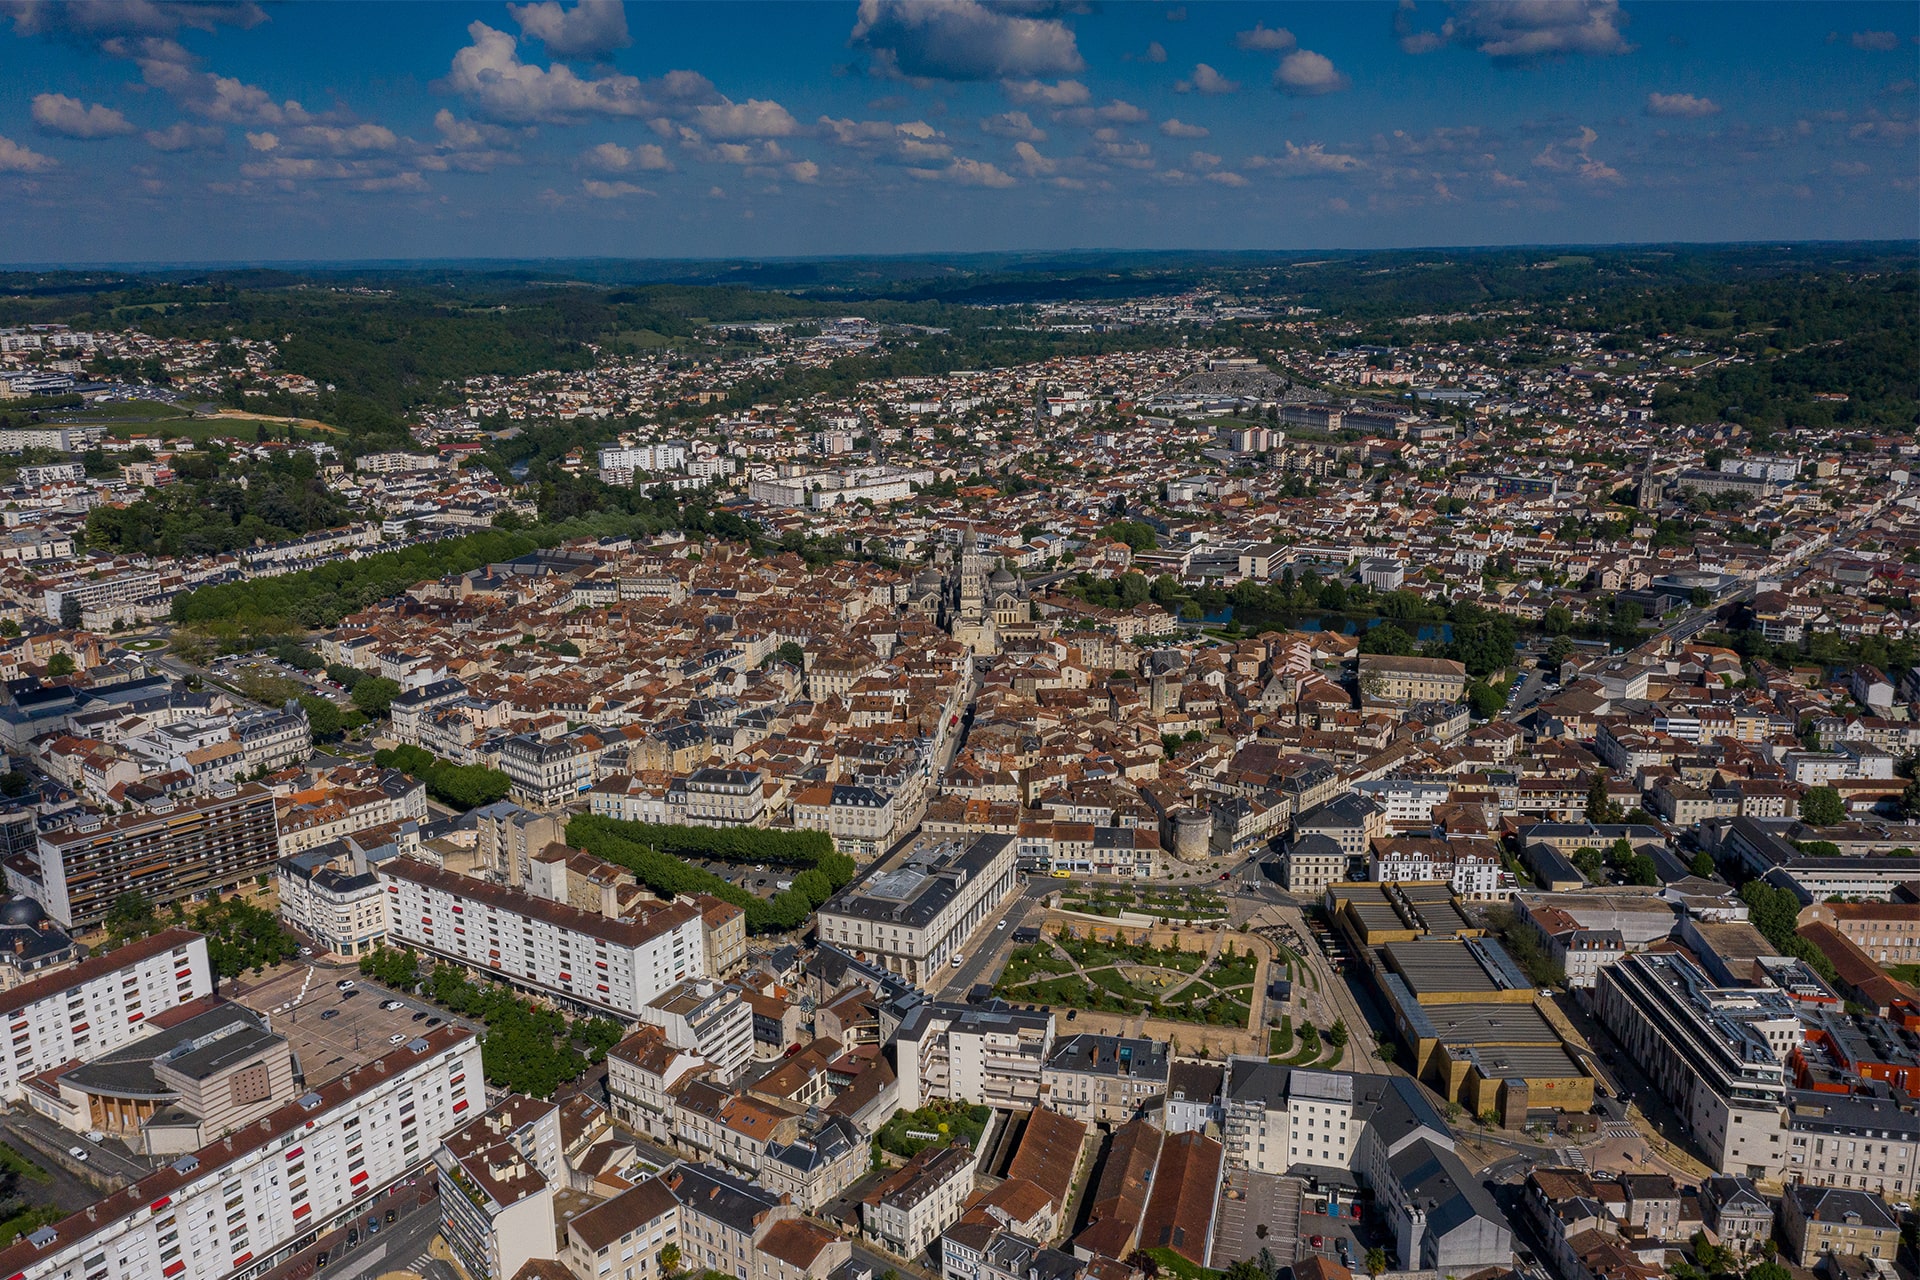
left=0, top=771, right=30, bottom=799
left=1585, top=773, right=1611, bottom=824
left=106, top=891, right=158, bottom=940
left=1097, top=519, right=1157, bottom=552
left=300, top=694, right=346, bottom=739
left=1223, top=1261, right=1266, bottom=1280
left=1689, top=850, right=1716, bottom=878
left=1799, top=786, right=1845, bottom=827
left=45, top=653, right=75, bottom=678
left=658, top=1246, right=681, bottom=1280
left=1573, top=846, right=1604, bottom=881
left=775, top=641, right=805, bottom=668
left=350, top=675, right=402, bottom=717
left=1624, top=853, right=1659, bottom=886
left=1544, top=603, right=1573, bottom=635
left=1364, top=1247, right=1387, bottom=1278
left=1328, top=1019, right=1349, bottom=1050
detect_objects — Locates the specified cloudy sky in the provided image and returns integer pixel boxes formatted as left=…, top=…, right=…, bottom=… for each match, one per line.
left=2, top=0, right=1915, bottom=264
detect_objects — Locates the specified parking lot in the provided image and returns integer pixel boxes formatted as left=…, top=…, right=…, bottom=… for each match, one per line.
left=228, top=965, right=477, bottom=1079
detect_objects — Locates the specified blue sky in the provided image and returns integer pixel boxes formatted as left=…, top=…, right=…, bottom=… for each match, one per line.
left=1, top=0, right=1915, bottom=264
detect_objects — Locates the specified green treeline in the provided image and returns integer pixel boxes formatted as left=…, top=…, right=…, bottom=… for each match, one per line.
left=372, top=745, right=512, bottom=811
left=565, top=813, right=854, bottom=934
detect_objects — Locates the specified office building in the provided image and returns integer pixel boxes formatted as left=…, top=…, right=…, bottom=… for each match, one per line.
left=815, top=834, right=1017, bottom=986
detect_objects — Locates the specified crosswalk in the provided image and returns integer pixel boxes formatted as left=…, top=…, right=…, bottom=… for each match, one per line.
left=1602, top=1122, right=1639, bottom=1139
left=1559, top=1146, right=1587, bottom=1169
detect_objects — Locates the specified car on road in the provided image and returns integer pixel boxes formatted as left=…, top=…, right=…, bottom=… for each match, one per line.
left=84, top=1130, right=105, bottom=1143
left=1895, top=1201, right=1912, bottom=1213
left=952, top=954, right=964, bottom=968
left=320, top=1009, right=340, bottom=1020
left=68, top=1146, right=87, bottom=1161
left=996, top=920, right=1007, bottom=929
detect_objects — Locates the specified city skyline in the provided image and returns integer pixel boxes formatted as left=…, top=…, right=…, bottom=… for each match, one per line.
left=1, top=0, right=1916, bottom=264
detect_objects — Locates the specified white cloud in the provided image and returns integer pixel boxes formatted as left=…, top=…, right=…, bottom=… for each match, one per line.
left=1140, top=41, right=1167, bottom=63
left=2, top=1, right=265, bottom=41
left=423, top=110, right=524, bottom=172
left=1246, top=141, right=1361, bottom=176
left=1176, top=63, right=1239, bottom=95
left=1531, top=125, right=1622, bottom=183
left=1187, top=150, right=1220, bottom=168
left=442, top=21, right=650, bottom=123
left=1013, top=140, right=1055, bottom=175
left=30, top=92, right=134, bottom=138
left=1053, top=99, right=1149, bottom=127
left=981, top=111, right=1045, bottom=142
left=819, top=116, right=953, bottom=164
left=1851, top=30, right=1899, bottom=52
left=245, top=130, right=276, bottom=151
left=506, top=0, right=630, bottom=59
left=583, top=140, right=672, bottom=171
left=1089, top=128, right=1152, bottom=168
left=1001, top=78, right=1089, bottom=107
left=582, top=177, right=652, bottom=198
left=1645, top=92, right=1719, bottom=118
left=1402, top=0, right=1633, bottom=61
left=1159, top=118, right=1208, bottom=139
left=785, top=159, right=820, bottom=182
left=852, top=0, right=1083, bottom=81
left=1205, top=169, right=1248, bottom=186
left=1273, top=50, right=1349, bottom=96
left=693, top=98, right=801, bottom=140
left=143, top=121, right=223, bottom=151
left=0, top=133, right=56, bottom=172
left=908, top=155, right=1015, bottom=186
left=285, top=123, right=399, bottom=155
left=1236, top=23, right=1295, bottom=51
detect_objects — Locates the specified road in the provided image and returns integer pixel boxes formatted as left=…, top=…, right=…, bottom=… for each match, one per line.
left=1262, top=901, right=1387, bottom=1075
left=934, top=877, right=1053, bottom=1000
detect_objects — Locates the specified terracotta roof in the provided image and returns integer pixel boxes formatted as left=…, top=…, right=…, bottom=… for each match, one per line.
left=1136, top=1131, right=1222, bottom=1266
left=757, top=1217, right=841, bottom=1270
left=1005, top=1105, right=1086, bottom=1211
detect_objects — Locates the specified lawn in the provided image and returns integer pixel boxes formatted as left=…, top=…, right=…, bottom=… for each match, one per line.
left=876, top=1101, right=991, bottom=1157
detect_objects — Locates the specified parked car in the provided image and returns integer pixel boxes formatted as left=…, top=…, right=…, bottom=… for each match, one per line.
left=84, top=1130, right=105, bottom=1143
left=411, top=1011, right=428, bottom=1021
left=382, top=1000, right=404, bottom=1011
left=320, top=1009, right=340, bottom=1020
left=387, top=1033, right=406, bottom=1045
left=336, top=980, right=355, bottom=990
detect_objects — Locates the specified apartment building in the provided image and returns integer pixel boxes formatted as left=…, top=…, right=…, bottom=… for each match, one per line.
left=1041, top=1035, right=1169, bottom=1124
left=499, top=732, right=601, bottom=809
left=680, top=769, right=767, bottom=828
left=437, top=1095, right=565, bottom=1280
left=894, top=1002, right=1055, bottom=1111
left=1357, top=654, right=1469, bottom=703
left=1780, top=1186, right=1899, bottom=1268
left=1221, top=1061, right=1359, bottom=1175
left=791, top=784, right=896, bottom=857
left=664, top=1163, right=836, bottom=1280
left=1800, top=901, right=1920, bottom=967
left=19, top=784, right=279, bottom=928
left=0, top=1027, right=481, bottom=1280
left=379, top=857, right=706, bottom=1019
left=862, top=1142, right=976, bottom=1259
left=277, top=849, right=390, bottom=959
left=814, top=834, right=1017, bottom=986
left=1594, top=952, right=1794, bottom=1175
left=232, top=704, right=312, bottom=774
left=606, top=1023, right=711, bottom=1142
left=0, top=928, right=213, bottom=1102
left=42, top=570, right=165, bottom=623
left=638, top=980, right=754, bottom=1083
left=565, top=1177, right=681, bottom=1280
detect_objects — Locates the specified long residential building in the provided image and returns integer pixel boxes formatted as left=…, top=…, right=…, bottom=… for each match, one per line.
left=894, top=1001, right=1055, bottom=1111
left=0, top=928, right=213, bottom=1101
left=378, top=857, right=706, bottom=1019
left=814, top=834, right=1017, bottom=986
left=1594, top=952, right=1795, bottom=1177
left=0, top=1025, right=482, bottom=1280
left=13, top=784, right=280, bottom=929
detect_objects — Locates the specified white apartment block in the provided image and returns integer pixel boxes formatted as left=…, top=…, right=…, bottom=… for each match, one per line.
left=379, top=857, right=706, bottom=1020
left=638, top=980, right=753, bottom=1084
left=277, top=860, right=390, bottom=959
left=0, top=928, right=213, bottom=1102
left=814, top=834, right=1017, bottom=987
left=1222, top=1065, right=1358, bottom=1175
left=0, top=1027, right=482, bottom=1280
left=599, top=443, right=688, bottom=484
left=893, top=1002, right=1054, bottom=1111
